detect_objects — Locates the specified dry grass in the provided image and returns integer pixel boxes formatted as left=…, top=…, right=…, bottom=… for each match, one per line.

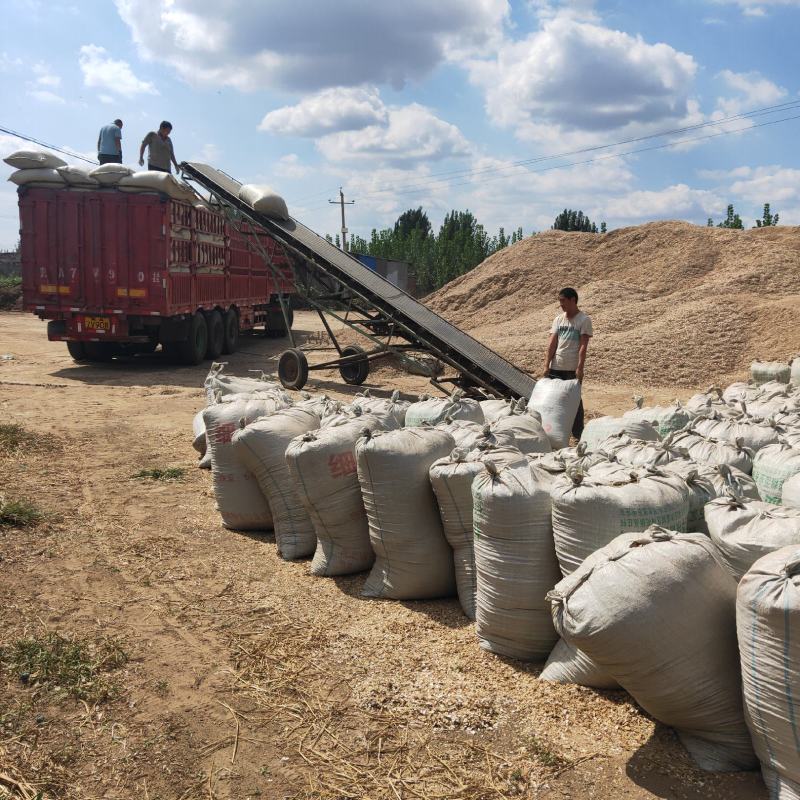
left=132, top=466, right=187, bottom=481
left=0, top=497, right=44, bottom=529
left=229, top=613, right=592, bottom=800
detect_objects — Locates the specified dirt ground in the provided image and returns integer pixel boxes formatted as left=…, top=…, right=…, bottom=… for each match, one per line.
left=0, top=310, right=766, bottom=800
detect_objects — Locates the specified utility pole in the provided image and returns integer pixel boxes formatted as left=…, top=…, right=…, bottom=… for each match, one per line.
left=329, top=187, right=354, bottom=251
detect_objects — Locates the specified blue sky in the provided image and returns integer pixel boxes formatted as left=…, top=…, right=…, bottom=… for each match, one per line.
left=1, top=0, right=799, bottom=249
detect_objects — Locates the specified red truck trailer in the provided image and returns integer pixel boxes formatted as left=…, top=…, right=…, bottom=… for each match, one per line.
left=17, top=185, right=296, bottom=364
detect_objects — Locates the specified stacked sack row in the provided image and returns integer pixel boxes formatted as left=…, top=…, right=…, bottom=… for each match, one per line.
left=5, top=149, right=196, bottom=201
left=193, top=365, right=800, bottom=795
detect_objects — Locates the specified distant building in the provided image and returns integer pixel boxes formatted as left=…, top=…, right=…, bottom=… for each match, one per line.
left=352, top=253, right=418, bottom=297
left=0, top=249, right=21, bottom=276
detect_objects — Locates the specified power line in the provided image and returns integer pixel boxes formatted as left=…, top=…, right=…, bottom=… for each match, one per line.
left=361, top=111, right=800, bottom=200
left=0, top=124, right=98, bottom=165
left=355, top=99, right=800, bottom=199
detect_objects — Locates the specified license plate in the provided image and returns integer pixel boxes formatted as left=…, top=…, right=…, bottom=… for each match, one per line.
left=82, top=315, right=111, bottom=332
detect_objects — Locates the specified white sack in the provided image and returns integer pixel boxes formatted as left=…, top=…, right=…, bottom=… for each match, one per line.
left=480, top=398, right=513, bottom=423
left=472, top=460, right=561, bottom=660
left=581, top=415, right=659, bottom=451
left=752, top=360, right=791, bottom=386
left=357, top=427, right=456, bottom=599
left=549, top=527, right=758, bottom=772
left=238, top=183, right=290, bottom=221
left=738, top=546, right=800, bottom=798
left=691, top=413, right=783, bottom=453
left=405, top=391, right=484, bottom=427
left=351, top=389, right=410, bottom=427
left=550, top=467, right=690, bottom=576
left=784, top=473, right=800, bottom=509
left=8, top=168, right=65, bottom=186
left=491, top=408, right=551, bottom=455
left=232, top=408, right=320, bottom=560
left=192, top=410, right=207, bottom=455
left=791, top=357, right=800, bottom=388
left=203, top=397, right=280, bottom=530
left=754, top=443, right=800, bottom=505
left=4, top=149, right=67, bottom=170
left=56, top=165, right=99, bottom=187
left=527, top=378, right=581, bottom=449
left=118, top=170, right=195, bottom=200
left=539, top=638, right=620, bottom=690
left=88, top=163, right=134, bottom=185
left=203, top=362, right=284, bottom=404
left=286, top=418, right=382, bottom=576
left=661, top=461, right=759, bottom=533
left=682, top=434, right=754, bottom=474
left=623, top=399, right=691, bottom=437
left=609, top=432, right=690, bottom=468
left=429, top=446, right=527, bottom=619
left=706, top=494, right=800, bottom=581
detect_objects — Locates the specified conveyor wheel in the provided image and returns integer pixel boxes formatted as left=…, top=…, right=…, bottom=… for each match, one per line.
left=339, top=345, right=369, bottom=385
left=278, top=348, right=309, bottom=390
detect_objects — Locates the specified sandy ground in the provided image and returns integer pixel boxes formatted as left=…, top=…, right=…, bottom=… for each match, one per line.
left=0, top=310, right=767, bottom=800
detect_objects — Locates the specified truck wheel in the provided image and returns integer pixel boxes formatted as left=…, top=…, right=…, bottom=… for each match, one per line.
left=339, top=345, right=370, bottom=385
left=222, top=309, right=239, bottom=354
left=83, top=342, right=120, bottom=362
left=205, top=310, right=224, bottom=359
left=178, top=312, right=208, bottom=366
left=278, top=348, right=309, bottom=390
left=266, top=304, right=294, bottom=338
left=66, top=341, right=88, bottom=362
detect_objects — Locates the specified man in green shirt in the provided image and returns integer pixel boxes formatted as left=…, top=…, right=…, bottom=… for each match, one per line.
left=139, top=121, right=179, bottom=173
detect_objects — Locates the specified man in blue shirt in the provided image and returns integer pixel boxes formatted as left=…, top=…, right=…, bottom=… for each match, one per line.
left=97, top=119, right=123, bottom=164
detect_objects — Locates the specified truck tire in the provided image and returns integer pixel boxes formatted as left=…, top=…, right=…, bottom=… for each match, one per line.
left=83, top=342, right=120, bottom=362
left=339, top=345, right=370, bottom=385
left=66, top=341, right=88, bottom=362
left=266, top=304, right=294, bottom=338
left=178, top=312, right=208, bottom=366
left=205, top=310, right=224, bottom=359
left=278, top=348, right=309, bottom=390
left=222, top=309, right=239, bottom=354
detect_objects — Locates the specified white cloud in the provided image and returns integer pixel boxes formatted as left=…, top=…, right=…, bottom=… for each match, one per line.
left=32, top=62, right=61, bottom=88
left=603, top=184, right=723, bottom=221
left=115, top=0, right=509, bottom=91
left=713, top=69, right=787, bottom=118
left=260, top=87, right=388, bottom=137
left=78, top=44, right=158, bottom=97
left=465, top=13, right=698, bottom=147
left=317, top=104, right=470, bottom=164
left=273, top=154, right=311, bottom=180
left=710, top=0, right=800, bottom=16
left=28, top=89, right=66, bottom=105
left=729, top=165, right=800, bottom=204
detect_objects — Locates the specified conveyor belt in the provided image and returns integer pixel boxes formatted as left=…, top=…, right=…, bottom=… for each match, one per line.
left=182, top=162, right=536, bottom=399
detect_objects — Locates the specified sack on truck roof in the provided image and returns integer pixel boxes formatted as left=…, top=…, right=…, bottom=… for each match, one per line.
left=88, top=163, right=134, bottom=185
left=8, top=168, right=65, bottom=187
left=357, top=427, right=456, bottom=600
left=232, top=408, right=320, bottom=561
left=118, top=170, right=196, bottom=201
left=4, top=149, right=67, bottom=170
left=56, top=165, right=99, bottom=187
left=549, top=526, right=758, bottom=772
left=737, top=546, right=800, bottom=796
left=472, top=460, right=561, bottom=661
left=285, top=418, right=384, bottom=577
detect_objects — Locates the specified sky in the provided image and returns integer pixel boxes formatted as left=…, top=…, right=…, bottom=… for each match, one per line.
left=1, top=0, right=799, bottom=249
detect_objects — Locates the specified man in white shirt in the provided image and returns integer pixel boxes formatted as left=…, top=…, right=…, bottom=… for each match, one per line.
left=542, top=287, right=593, bottom=439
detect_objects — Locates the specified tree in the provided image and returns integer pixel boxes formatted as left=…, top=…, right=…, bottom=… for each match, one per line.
left=755, top=203, right=779, bottom=227
left=394, top=207, right=431, bottom=238
left=552, top=208, right=600, bottom=232
left=707, top=217, right=714, bottom=227
left=716, top=204, right=744, bottom=229
left=600, top=222, right=607, bottom=234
